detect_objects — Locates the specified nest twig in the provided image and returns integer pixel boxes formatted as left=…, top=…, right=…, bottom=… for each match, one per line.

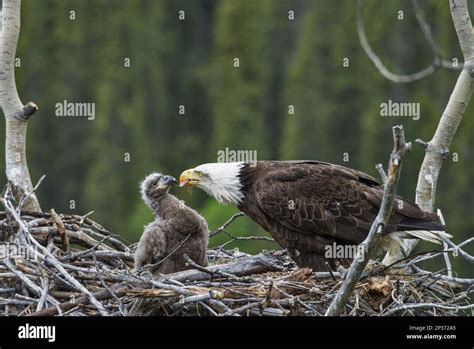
left=0, top=182, right=472, bottom=316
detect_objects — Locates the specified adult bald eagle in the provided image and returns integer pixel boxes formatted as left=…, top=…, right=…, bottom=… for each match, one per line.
left=179, top=161, right=450, bottom=271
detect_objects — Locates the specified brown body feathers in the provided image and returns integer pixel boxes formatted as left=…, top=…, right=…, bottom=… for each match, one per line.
left=134, top=173, right=209, bottom=275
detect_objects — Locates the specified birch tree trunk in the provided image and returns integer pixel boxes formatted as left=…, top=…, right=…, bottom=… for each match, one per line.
left=0, top=0, right=40, bottom=212
left=405, top=0, right=474, bottom=256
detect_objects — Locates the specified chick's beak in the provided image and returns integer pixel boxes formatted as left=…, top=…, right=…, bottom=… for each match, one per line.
left=179, top=169, right=199, bottom=187
left=162, top=175, right=177, bottom=186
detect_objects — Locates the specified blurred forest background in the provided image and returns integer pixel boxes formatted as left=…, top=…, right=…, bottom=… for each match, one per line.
left=2, top=0, right=472, bottom=275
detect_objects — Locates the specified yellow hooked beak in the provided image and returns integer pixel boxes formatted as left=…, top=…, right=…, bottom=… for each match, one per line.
left=179, top=169, right=201, bottom=187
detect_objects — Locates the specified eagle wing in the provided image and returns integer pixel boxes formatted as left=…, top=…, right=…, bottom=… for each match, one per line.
left=134, top=222, right=167, bottom=270
left=252, top=161, right=435, bottom=245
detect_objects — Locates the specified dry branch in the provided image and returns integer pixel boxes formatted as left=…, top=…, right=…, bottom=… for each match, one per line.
left=325, top=125, right=411, bottom=316
left=209, top=212, right=244, bottom=238
left=406, top=0, right=474, bottom=256
left=166, top=251, right=284, bottom=283
left=414, top=0, right=474, bottom=212
left=359, top=0, right=474, bottom=260
left=357, top=0, right=460, bottom=84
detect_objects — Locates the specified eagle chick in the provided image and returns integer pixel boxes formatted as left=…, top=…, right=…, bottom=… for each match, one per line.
left=134, top=173, right=209, bottom=275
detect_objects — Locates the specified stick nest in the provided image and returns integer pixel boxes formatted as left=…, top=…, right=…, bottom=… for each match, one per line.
left=0, top=209, right=471, bottom=317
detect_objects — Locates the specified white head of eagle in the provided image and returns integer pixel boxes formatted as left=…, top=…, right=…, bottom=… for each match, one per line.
left=179, top=162, right=245, bottom=205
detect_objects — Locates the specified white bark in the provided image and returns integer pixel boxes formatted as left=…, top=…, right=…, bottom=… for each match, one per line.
left=415, top=0, right=474, bottom=212
left=0, top=0, right=40, bottom=212
left=403, top=0, right=474, bottom=255
left=380, top=0, right=474, bottom=264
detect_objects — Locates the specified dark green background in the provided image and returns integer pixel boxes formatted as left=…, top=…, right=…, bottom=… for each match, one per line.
left=3, top=0, right=472, bottom=276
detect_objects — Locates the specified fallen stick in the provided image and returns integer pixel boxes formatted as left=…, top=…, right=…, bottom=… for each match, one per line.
left=50, top=209, right=69, bottom=253
left=160, top=252, right=284, bottom=283
left=27, top=287, right=128, bottom=317
left=1, top=259, right=59, bottom=306
left=2, top=198, right=109, bottom=316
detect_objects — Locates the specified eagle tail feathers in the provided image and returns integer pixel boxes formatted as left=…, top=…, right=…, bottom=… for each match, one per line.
left=402, top=229, right=452, bottom=244
left=380, top=229, right=452, bottom=265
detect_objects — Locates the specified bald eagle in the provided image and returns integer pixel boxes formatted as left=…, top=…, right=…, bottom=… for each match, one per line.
left=179, top=161, right=450, bottom=271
